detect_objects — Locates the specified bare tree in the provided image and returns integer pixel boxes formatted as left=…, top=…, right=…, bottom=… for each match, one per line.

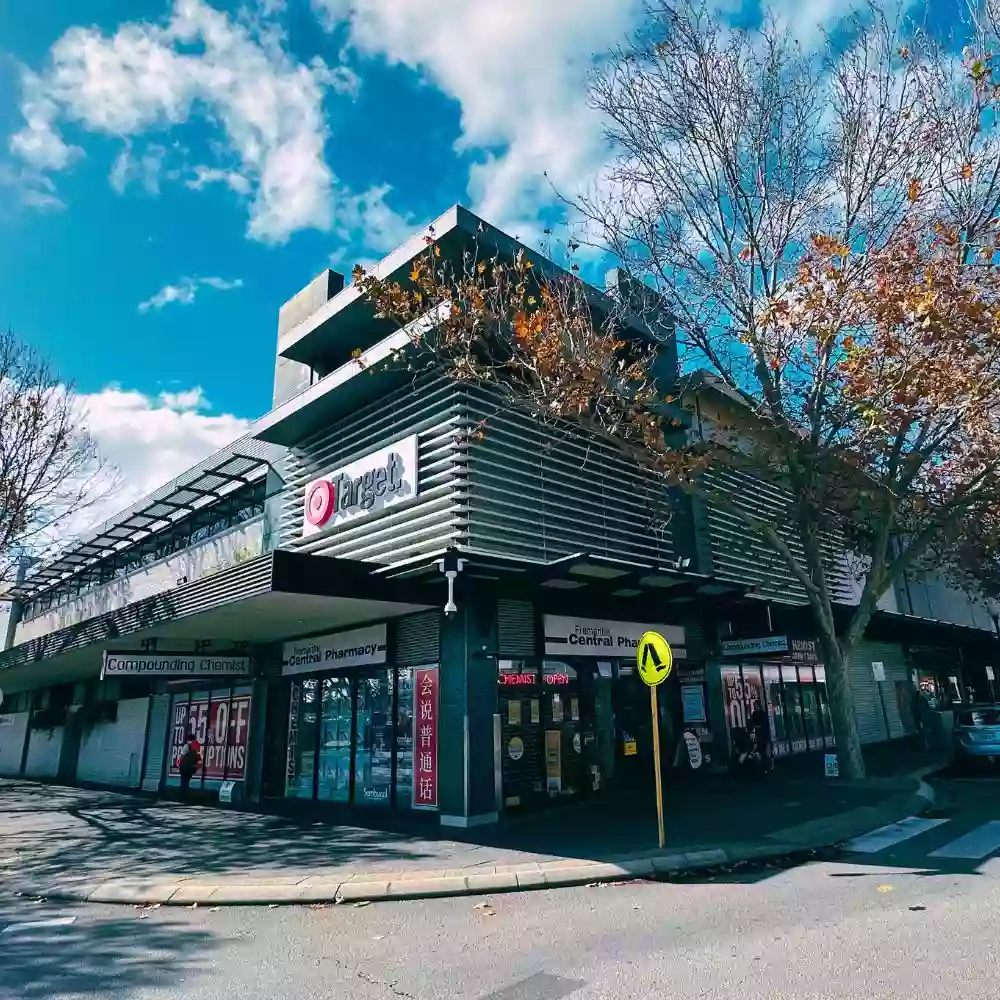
left=355, top=2, right=1000, bottom=780
left=0, top=329, right=114, bottom=586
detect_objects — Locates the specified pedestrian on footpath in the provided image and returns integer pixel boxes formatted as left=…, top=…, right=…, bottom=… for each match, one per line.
left=177, top=738, right=202, bottom=796
left=748, top=706, right=774, bottom=774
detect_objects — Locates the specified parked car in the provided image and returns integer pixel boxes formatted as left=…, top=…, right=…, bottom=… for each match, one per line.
left=953, top=707, right=1000, bottom=772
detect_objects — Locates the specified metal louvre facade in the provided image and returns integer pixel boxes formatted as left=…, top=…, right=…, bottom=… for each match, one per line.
left=702, top=468, right=855, bottom=604
left=277, top=379, right=468, bottom=567
left=462, top=388, right=677, bottom=566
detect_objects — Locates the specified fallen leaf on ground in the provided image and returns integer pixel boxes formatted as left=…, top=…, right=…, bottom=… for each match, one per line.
left=373, top=934, right=385, bottom=940
left=353, top=900, right=372, bottom=908
left=267, top=904, right=278, bottom=910
left=877, top=885, right=894, bottom=893
left=473, top=902, right=493, bottom=910
left=209, top=907, right=221, bottom=912
left=190, top=903, right=199, bottom=909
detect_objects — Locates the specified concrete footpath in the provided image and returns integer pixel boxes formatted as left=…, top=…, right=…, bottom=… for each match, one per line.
left=0, top=764, right=939, bottom=906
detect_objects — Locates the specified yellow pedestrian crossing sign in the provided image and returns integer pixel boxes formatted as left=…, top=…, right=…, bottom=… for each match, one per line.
left=637, top=631, right=673, bottom=687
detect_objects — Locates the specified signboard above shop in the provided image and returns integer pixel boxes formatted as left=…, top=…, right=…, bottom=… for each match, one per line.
left=281, top=622, right=388, bottom=676
left=720, top=635, right=789, bottom=657
left=101, top=652, right=251, bottom=679
left=302, top=435, right=419, bottom=538
left=543, top=615, right=686, bottom=659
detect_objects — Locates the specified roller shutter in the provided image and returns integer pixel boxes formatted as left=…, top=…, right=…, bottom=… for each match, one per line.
left=0, top=712, right=28, bottom=776
left=24, top=726, right=63, bottom=778
left=141, top=694, right=171, bottom=791
left=395, top=612, right=441, bottom=666
left=497, top=600, right=536, bottom=657
left=76, top=698, right=150, bottom=787
left=848, top=641, right=908, bottom=744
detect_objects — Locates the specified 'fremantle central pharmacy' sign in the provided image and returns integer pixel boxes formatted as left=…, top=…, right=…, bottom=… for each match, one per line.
left=282, top=623, right=388, bottom=676
left=302, top=436, right=418, bottom=537
left=101, top=653, right=251, bottom=678
left=543, top=615, right=686, bottom=659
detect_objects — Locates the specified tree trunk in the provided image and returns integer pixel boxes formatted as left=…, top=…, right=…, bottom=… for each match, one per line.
left=816, top=630, right=867, bottom=779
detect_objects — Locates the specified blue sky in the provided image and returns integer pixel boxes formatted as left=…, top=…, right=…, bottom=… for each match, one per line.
left=0, top=0, right=643, bottom=514
left=0, top=0, right=955, bottom=517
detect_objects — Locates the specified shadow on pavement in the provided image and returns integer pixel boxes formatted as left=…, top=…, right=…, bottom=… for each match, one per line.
left=0, top=753, right=930, bottom=892
left=0, top=895, right=218, bottom=999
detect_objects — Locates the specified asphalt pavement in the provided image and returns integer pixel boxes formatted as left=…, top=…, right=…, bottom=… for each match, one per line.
left=2, top=774, right=999, bottom=1000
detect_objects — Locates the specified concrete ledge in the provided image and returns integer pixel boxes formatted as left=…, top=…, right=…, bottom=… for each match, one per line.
left=333, top=880, right=390, bottom=903
left=385, top=877, right=468, bottom=899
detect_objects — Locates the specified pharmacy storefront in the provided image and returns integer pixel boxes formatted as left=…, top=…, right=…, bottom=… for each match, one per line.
left=280, top=622, right=439, bottom=811
left=497, top=615, right=696, bottom=812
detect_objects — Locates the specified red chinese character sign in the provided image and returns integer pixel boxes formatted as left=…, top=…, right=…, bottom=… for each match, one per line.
left=413, top=667, right=438, bottom=809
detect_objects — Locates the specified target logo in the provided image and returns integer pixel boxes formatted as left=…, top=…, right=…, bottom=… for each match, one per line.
left=305, top=480, right=336, bottom=527
left=301, top=436, right=418, bottom=537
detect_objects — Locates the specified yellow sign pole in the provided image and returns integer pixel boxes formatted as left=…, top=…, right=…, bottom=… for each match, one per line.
left=637, top=630, right=672, bottom=851
left=650, top=682, right=665, bottom=850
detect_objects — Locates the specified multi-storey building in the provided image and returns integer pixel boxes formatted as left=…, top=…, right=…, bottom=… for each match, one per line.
left=0, top=206, right=994, bottom=826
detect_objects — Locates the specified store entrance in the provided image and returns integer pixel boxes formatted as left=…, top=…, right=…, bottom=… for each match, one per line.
left=283, top=665, right=424, bottom=810
left=497, top=658, right=681, bottom=812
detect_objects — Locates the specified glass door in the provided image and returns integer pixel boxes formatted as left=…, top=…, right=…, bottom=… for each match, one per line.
left=354, top=670, right=393, bottom=806
left=317, top=676, right=352, bottom=802
left=286, top=679, right=319, bottom=799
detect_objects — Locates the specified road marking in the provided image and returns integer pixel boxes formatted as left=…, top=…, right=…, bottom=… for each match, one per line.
left=842, top=816, right=949, bottom=854
left=1, top=916, right=77, bottom=935
left=929, top=820, right=1000, bottom=860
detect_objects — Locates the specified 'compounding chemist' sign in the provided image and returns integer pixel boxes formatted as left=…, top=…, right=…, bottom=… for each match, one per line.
left=101, top=652, right=251, bottom=679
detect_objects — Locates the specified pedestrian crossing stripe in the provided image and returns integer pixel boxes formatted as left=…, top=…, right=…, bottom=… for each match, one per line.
left=843, top=817, right=948, bottom=853
left=844, top=816, right=1000, bottom=860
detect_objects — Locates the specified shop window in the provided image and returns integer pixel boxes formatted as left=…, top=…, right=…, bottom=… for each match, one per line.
left=355, top=671, right=393, bottom=806
left=286, top=679, right=319, bottom=799
left=167, top=686, right=253, bottom=789
left=395, top=668, right=414, bottom=807
left=317, top=676, right=352, bottom=802
left=762, top=666, right=790, bottom=755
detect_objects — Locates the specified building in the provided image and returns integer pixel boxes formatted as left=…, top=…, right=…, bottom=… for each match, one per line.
left=0, top=205, right=995, bottom=827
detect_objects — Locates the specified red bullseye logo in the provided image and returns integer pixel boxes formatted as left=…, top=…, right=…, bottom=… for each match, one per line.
left=305, top=480, right=335, bottom=527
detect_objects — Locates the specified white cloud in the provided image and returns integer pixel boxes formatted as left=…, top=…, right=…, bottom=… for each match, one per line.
left=185, top=164, right=253, bottom=195
left=110, top=141, right=168, bottom=194
left=10, top=0, right=341, bottom=243
left=313, top=0, right=645, bottom=236
left=138, top=275, right=244, bottom=312
left=78, top=384, right=251, bottom=528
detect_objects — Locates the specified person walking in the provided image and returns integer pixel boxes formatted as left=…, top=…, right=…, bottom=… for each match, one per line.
left=178, top=738, right=202, bottom=795
left=748, top=705, right=774, bottom=774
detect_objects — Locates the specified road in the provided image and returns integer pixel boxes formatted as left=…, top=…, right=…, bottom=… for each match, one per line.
left=3, top=776, right=999, bottom=1000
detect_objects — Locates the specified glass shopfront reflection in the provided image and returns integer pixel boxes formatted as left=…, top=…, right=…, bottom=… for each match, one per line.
left=723, top=661, right=834, bottom=759
left=285, top=665, right=427, bottom=810
left=317, top=676, right=352, bottom=802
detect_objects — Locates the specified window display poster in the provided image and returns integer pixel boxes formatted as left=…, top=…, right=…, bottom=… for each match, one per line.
left=570, top=697, right=580, bottom=722
left=508, top=699, right=521, bottom=726
left=722, top=667, right=764, bottom=735
left=169, top=692, right=252, bottom=780
left=545, top=729, right=561, bottom=794
left=413, top=667, right=439, bottom=809
left=551, top=694, right=563, bottom=724
left=530, top=699, right=540, bottom=724
left=681, top=684, right=707, bottom=723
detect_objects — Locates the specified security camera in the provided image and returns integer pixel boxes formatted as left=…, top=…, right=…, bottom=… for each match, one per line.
left=437, top=549, right=467, bottom=616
